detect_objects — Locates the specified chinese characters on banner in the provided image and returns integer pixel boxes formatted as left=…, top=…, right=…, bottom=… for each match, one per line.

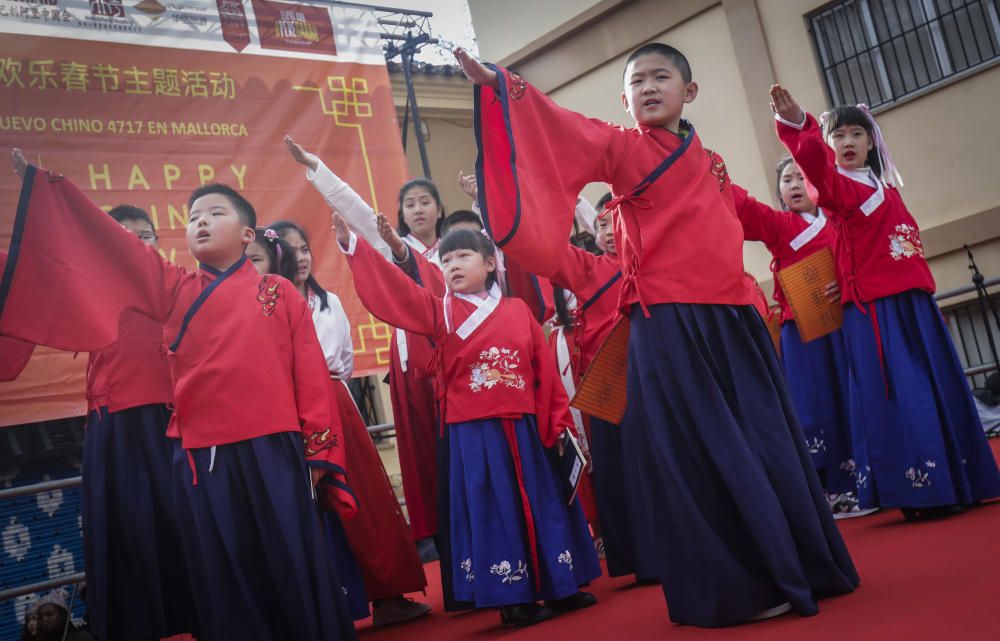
left=0, top=0, right=407, bottom=425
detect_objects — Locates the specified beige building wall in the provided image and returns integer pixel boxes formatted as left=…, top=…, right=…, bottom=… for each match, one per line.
left=468, top=0, right=1000, bottom=298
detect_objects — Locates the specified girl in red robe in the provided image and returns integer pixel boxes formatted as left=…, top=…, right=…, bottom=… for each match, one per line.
left=336, top=217, right=601, bottom=628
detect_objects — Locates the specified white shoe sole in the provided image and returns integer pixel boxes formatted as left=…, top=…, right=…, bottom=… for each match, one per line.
left=748, top=602, right=792, bottom=621
left=833, top=507, right=880, bottom=520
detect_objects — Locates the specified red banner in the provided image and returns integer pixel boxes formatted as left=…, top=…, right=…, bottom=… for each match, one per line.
left=0, top=10, right=405, bottom=426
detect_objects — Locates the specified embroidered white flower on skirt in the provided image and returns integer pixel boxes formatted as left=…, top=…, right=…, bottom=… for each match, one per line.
left=460, top=557, right=475, bottom=582
left=557, top=550, right=574, bottom=572
left=905, top=462, right=935, bottom=488
left=490, top=559, right=528, bottom=584
left=468, top=346, right=526, bottom=392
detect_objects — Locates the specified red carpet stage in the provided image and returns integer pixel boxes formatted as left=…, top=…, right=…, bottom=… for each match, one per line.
left=356, top=440, right=1000, bottom=641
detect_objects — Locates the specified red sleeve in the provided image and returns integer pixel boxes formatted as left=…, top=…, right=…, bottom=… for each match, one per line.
left=731, top=182, right=789, bottom=246
left=0, top=166, right=186, bottom=351
left=410, top=248, right=447, bottom=297
left=291, top=292, right=357, bottom=518
left=549, top=244, right=603, bottom=294
left=0, top=335, right=34, bottom=382
left=775, top=113, right=852, bottom=214
left=345, top=234, right=446, bottom=340
left=529, top=313, right=573, bottom=447
left=476, top=65, right=628, bottom=277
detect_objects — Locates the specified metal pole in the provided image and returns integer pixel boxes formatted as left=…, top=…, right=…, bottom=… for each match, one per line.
left=967, top=245, right=1000, bottom=377
left=401, top=47, right=433, bottom=179
left=0, top=573, right=86, bottom=602
left=0, top=477, right=81, bottom=501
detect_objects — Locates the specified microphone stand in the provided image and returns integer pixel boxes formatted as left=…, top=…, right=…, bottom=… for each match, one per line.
left=966, top=244, right=1000, bottom=378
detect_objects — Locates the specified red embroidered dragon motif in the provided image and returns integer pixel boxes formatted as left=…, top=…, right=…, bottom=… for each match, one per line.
left=256, top=276, right=280, bottom=317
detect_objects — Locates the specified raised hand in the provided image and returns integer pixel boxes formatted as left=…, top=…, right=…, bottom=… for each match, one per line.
left=769, top=84, right=805, bottom=125
left=10, top=148, right=27, bottom=177
left=376, top=212, right=408, bottom=261
left=332, top=211, right=351, bottom=248
left=454, top=47, right=499, bottom=90
left=284, top=135, right=319, bottom=171
left=458, top=170, right=478, bottom=200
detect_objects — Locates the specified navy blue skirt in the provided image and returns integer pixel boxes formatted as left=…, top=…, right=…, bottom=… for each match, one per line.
left=81, top=404, right=200, bottom=641
left=841, top=290, right=1000, bottom=509
left=624, top=303, right=859, bottom=627
left=780, top=323, right=859, bottom=496
left=589, top=416, right=657, bottom=580
left=448, top=415, right=601, bottom=608
left=172, top=432, right=357, bottom=641
left=319, top=509, right=370, bottom=620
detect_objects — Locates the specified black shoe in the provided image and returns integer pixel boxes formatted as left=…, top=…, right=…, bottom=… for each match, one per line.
left=545, top=591, right=597, bottom=613
left=634, top=576, right=660, bottom=587
left=415, top=537, right=439, bottom=563
left=900, top=505, right=965, bottom=521
left=499, top=603, right=555, bottom=627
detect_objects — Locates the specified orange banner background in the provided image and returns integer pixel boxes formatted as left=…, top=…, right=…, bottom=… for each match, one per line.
left=0, top=32, right=407, bottom=427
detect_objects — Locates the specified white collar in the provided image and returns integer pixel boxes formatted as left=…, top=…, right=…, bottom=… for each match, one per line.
left=444, top=282, right=503, bottom=339
left=836, top=166, right=884, bottom=216
left=789, top=208, right=827, bottom=251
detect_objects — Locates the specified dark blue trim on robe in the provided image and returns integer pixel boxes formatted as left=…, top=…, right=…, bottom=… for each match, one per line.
left=580, top=271, right=622, bottom=313
left=474, top=64, right=522, bottom=247
left=168, top=254, right=247, bottom=352
left=0, top=164, right=37, bottom=319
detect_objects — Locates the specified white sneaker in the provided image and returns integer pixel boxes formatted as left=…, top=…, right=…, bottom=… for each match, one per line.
left=833, top=506, right=879, bottom=520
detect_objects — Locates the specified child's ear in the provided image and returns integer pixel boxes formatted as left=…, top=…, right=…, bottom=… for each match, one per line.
left=684, top=81, right=699, bottom=104
left=620, top=91, right=630, bottom=113
left=485, top=256, right=497, bottom=273
left=243, top=226, right=256, bottom=245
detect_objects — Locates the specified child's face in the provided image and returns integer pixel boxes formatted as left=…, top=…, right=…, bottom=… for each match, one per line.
left=826, top=124, right=873, bottom=171
left=621, top=53, right=697, bottom=130
left=119, top=218, right=158, bottom=248
left=401, top=186, right=441, bottom=240
left=26, top=611, right=37, bottom=635
left=595, top=215, right=616, bottom=255
left=778, top=162, right=816, bottom=213
left=37, top=604, right=64, bottom=633
left=441, top=247, right=495, bottom=294
left=246, top=242, right=273, bottom=275
left=281, top=229, right=312, bottom=287
left=187, top=194, right=254, bottom=267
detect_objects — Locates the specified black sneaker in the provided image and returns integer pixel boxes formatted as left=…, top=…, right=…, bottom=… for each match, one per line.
left=499, top=603, right=555, bottom=627
left=900, top=505, right=965, bottom=521
left=545, top=591, right=597, bottom=613
left=415, top=537, right=439, bottom=563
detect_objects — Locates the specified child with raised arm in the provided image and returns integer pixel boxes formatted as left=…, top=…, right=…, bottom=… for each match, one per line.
left=1, top=150, right=357, bottom=641
left=770, top=85, right=1000, bottom=519
left=335, top=214, right=600, bottom=628
left=454, top=43, right=858, bottom=626
left=733, top=161, right=872, bottom=517
left=286, top=136, right=444, bottom=556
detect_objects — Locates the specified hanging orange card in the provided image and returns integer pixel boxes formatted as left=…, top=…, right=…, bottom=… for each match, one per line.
left=776, top=247, right=842, bottom=342
left=570, top=316, right=629, bottom=424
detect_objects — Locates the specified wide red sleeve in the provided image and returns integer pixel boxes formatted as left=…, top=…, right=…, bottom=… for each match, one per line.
left=731, top=183, right=790, bottom=247
left=529, top=313, right=574, bottom=447
left=344, top=234, right=446, bottom=340
left=776, top=113, right=852, bottom=215
left=475, top=65, right=627, bottom=277
left=548, top=244, right=604, bottom=295
left=290, top=292, right=357, bottom=518
left=0, top=165, right=185, bottom=351
left=0, top=335, right=34, bottom=382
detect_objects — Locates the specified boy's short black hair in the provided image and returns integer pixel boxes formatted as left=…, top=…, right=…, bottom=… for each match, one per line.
left=822, top=105, right=882, bottom=178
left=624, top=43, right=692, bottom=84
left=187, top=183, right=257, bottom=228
left=439, top=228, right=498, bottom=288
left=596, top=192, right=614, bottom=212
left=441, top=209, right=484, bottom=236
left=108, top=204, right=155, bottom=230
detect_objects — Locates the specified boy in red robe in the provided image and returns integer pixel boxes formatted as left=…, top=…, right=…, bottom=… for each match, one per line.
left=1, top=150, right=357, bottom=641
left=453, top=43, right=859, bottom=627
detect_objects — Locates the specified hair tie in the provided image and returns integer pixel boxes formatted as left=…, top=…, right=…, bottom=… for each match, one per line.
left=855, top=103, right=903, bottom=188
left=264, top=228, right=283, bottom=263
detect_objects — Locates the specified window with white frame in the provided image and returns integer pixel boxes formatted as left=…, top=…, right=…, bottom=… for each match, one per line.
left=810, top=0, right=1000, bottom=108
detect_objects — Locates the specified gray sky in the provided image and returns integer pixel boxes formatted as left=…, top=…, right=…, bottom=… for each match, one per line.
left=374, top=0, right=479, bottom=64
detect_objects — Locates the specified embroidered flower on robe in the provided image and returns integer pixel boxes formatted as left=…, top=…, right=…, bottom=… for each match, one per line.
left=888, top=224, right=924, bottom=261
left=460, top=558, right=475, bottom=582
left=469, top=347, right=526, bottom=392
left=490, top=559, right=528, bottom=584
left=905, top=460, right=936, bottom=488
left=557, top=550, right=574, bottom=572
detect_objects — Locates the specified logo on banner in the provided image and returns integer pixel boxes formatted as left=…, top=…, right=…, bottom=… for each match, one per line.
left=251, top=0, right=336, bottom=55
left=89, top=0, right=124, bottom=17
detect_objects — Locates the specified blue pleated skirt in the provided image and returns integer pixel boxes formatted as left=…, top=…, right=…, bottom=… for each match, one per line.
left=448, top=415, right=601, bottom=608
left=171, top=432, right=357, bottom=641
left=319, top=509, right=370, bottom=621
left=81, top=404, right=200, bottom=641
left=588, top=416, right=657, bottom=580
left=624, top=302, right=859, bottom=627
left=841, top=289, right=1000, bottom=509
left=780, top=323, right=859, bottom=496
